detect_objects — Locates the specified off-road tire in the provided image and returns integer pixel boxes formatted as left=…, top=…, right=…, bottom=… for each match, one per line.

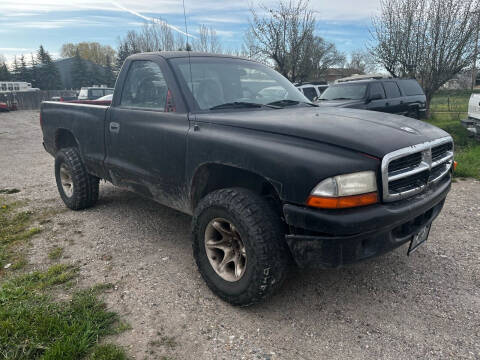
left=55, top=147, right=99, bottom=210
left=192, top=188, right=289, bottom=306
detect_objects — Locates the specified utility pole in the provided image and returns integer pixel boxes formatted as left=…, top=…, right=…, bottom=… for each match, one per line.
left=472, top=9, right=480, bottom=91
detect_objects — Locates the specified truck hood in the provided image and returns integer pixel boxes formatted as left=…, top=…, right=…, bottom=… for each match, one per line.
left=195, top=106, right=450, bottom=158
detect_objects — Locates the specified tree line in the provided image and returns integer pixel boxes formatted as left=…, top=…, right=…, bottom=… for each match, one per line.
left=0, top=46, right=62, bottom=89
left=0, top=44, right=117, bottom=89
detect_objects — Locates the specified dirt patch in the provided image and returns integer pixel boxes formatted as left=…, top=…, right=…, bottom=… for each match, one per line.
left=1, top=110, right=479, bottom=359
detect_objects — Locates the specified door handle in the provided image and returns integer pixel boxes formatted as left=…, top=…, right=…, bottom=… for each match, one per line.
left=109, top=122, right=120, bottom=134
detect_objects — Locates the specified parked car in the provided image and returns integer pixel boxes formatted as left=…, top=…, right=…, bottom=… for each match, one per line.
left=318, top=77, right=426, bottom=119
left=41, top=52, right=454, bottom=306
left=0, top=102, right=9, bottom=112
left=461, top=93, right=480, bottom=140
left=77, top=86, right=114, bottom=100
left=296, top=82, right=329, bottom=102
left=0, top=93, right=17, bottom=111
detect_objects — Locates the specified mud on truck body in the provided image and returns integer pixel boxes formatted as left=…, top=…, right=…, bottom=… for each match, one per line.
left=41, top=52, right=454, bottom=306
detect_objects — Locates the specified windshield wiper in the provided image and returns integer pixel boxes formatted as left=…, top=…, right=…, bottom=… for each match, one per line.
left=209, top=102, right=280, bottom=110
left=331, top=97, right=353, bottom=100
left=267, top=99, right=318, bottom=107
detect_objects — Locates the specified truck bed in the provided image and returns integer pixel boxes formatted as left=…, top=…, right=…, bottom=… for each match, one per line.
left=41, top=101, right=109, bottom=177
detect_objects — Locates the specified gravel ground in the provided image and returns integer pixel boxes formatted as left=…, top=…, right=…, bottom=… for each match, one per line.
left=1, top=110, right=479, bottom=360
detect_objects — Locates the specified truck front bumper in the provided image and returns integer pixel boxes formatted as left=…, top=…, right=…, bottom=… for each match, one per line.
left=283, top=175, right=451, bottom=268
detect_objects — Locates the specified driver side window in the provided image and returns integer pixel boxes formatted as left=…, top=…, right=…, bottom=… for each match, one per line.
left=120, top=61, right=168, bottom=110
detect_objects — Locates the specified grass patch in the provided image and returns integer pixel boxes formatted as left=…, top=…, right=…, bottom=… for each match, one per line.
left=88, top=344, right=128, bottom=360
left=428, top=91, right=480, bottom=180
left=0, top=197, right=41, bottom=270
left=48, top=246, right=64, bottom=260
left=0, top=264, right=129, bottom=359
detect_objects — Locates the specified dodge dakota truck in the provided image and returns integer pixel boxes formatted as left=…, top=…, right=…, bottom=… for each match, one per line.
left=41, top=52, right=454, bottom=306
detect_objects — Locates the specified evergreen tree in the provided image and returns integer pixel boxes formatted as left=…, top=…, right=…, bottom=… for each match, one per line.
left=18, top=55, right=31, bottom=83
left=11, top=56, right=20, bottom=81
left=44, top=58, right=63, bottom=89
left=115, top=43, right=130, bottom=72
left=103, top=55, right=116, bottom=87
left=30, top=53, right=38, bottom=88
left=35, top=45, right=63, bottom=89
left=71, top=49, right=89, bottom=89
left=0, top=63, right=11, bottom=81
left=37, top=45, right=49, bottom=65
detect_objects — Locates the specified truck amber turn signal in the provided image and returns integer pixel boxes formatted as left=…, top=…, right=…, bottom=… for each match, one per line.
left=453, top=161, right=458, bottom=171
left=307, top=192, right=378, bottom=209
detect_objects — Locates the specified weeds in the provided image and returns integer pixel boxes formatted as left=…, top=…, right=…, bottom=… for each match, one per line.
left=48, top=246, right=64, bottom=260
left=0, top=197, right=41, bottom=269
left=0, top=264, right=129, bottom=359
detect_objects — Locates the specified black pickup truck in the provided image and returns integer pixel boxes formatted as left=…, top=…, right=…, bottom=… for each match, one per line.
left=41, top=52, right=454, bottom=306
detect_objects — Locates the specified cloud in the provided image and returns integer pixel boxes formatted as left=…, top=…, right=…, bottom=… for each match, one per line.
left=0, top=48, right=34, bottom=52
left=110, top=0, right=196, bottom=38
left=0, top=0, right=380, bottom=22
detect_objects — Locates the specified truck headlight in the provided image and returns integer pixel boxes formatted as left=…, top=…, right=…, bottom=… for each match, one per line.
left=306, top=171, right=378, bottom=209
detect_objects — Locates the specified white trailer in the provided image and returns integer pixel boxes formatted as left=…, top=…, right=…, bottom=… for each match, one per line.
left=0, top=81, right=39, bottom=93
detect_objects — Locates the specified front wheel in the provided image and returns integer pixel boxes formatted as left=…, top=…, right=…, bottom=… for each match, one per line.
left=54, top=147, right=99, bottom=210
left=192, top=188, right=289, bottom=306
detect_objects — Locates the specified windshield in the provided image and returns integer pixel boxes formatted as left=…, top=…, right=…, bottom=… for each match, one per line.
left=169, top=57, right=310, bottom=110
left=319, top=84, right=368, bottom=101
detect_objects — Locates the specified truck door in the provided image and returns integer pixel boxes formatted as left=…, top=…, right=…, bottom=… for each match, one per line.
left=105, top=59, right=190, bottom=212
left=382, top=81, right=404, bottom=115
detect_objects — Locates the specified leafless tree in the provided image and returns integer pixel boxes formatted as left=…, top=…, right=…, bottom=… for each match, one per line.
left=245, top=0, right=343, bottom=82
left=117, top=22, right=225, bottom=58
left=193, top=25, right=222, bottom=53
left=371, top=0, right=480, bottom=112
left=344, top=50, right=379, bottom=74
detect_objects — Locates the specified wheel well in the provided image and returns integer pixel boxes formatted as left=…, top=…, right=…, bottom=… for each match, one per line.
left=191, top=164, right=283, bottom=213
left=55, top=129, right=78, bottom=152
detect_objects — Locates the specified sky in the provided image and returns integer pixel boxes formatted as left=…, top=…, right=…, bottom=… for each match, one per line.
left=0, top=0, right=380, bottom=64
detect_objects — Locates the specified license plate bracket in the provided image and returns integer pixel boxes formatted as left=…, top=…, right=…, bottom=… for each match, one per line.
left=407, top=224, right=431, bottom=255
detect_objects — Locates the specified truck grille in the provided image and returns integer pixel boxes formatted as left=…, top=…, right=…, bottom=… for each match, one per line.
left=381, top=137, right=453, bottom=202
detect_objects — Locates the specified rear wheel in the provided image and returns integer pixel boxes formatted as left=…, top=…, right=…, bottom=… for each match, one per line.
left=55, top=147, right=99, bottom=210
left=407, top=107, right=420, bottom=119
left=192, top=188, right=289, bottom=306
